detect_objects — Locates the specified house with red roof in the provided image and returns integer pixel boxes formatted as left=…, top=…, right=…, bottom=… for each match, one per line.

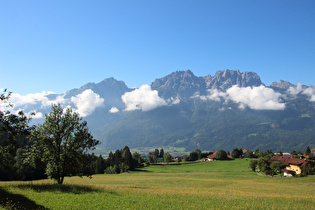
left=270, top=155, right=291, bottom=162
left=270, top=155, right=311, bottom=176
left=242, top=149, right=248, bottom=158
left=207, top=151, right=233, bottom=161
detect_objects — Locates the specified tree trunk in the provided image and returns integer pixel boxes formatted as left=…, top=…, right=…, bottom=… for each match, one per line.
left=58, top=175, right=64, bottom=184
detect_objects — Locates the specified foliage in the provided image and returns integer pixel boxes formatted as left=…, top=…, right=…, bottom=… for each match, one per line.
left=270, top=161, right=285, bottom=175
left=163, top=152, right=173, bottom=164
left=159, top=148, right=164, bottom=158
left=246, top=150, right=254, bottom=158
left=231, top=148, right=243, bottom=159
left=104, top=146, right=142, bottom=174
left=0, top=90, right=44, bottom=181
left=257, top=157, right=270, bottom=173
left=305, top=146, right=311, bottom=159
left=291, top=149, right=297, bottom=156
left=215, top=150, right=228, bottom=160
left=249, top=159, right=257, bottom=172
left=147, top=155, right=157, bottom=164
left=27, top=104, right=99, bottom=184
left=94, top=155, right=107, bottom=174
left=186, top=148, right=202, bottom=161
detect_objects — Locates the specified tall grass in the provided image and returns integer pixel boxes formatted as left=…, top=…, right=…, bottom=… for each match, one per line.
left=1, top=160, right=314, bottom=209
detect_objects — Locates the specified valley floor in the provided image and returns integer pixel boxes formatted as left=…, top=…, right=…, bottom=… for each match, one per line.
left=1, top=160, right=314, bottom=209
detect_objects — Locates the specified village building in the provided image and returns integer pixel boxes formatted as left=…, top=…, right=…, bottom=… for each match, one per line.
left=271, top=156, right=310, bottom=177
left=206, top=151, right=233, bottom=161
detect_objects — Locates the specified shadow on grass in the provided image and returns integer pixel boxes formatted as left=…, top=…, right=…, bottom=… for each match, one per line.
left=16, top=183, right=115, bottom=195
left=0, top=187, right=46, bottom=209
left=132, top=169, right=152, bottom=172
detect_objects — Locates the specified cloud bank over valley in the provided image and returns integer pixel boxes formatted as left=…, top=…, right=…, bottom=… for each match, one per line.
left=2, top=75, right=315, bottom=118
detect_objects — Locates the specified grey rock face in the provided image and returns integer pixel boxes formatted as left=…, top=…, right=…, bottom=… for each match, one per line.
left=270, top=80, right=295, bottom=89
left=151, top=69, right=263, bottom=98
left=204, top=69, right=262, bottom=90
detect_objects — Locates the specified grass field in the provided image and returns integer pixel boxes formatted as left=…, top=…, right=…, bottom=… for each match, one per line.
left=1, top=159, right=314, bottom=209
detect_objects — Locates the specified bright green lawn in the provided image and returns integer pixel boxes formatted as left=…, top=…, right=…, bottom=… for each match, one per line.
left=1, top=160, right=314, bottom=209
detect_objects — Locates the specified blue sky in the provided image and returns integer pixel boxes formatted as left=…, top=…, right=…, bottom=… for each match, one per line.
left=1, top=0, right=314, bottom=95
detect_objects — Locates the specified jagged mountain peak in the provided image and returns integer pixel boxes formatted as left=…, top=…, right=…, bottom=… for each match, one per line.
left=270, top=80, right=295, bottom=89
left=151, top=69, right=205, bottom=98
left=204, top=69, right=262, bottom=90
left=151, top=69, right=263, bottom=98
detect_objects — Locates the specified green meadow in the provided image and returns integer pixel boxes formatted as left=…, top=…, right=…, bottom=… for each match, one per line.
left=1, top=159, right=314, bottom=209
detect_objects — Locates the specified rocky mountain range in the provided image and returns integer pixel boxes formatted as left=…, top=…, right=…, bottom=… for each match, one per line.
left=9, top=69, right=315, bottom=153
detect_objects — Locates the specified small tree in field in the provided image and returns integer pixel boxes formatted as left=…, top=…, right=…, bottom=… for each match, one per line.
left=164, top=152, right=173, bottom=164
left=28, top=104, right=99, bottom=184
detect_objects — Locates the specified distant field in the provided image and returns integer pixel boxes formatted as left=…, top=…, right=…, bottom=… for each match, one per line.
left=1, top=160, right=314, bottom=209
left=139, top=159, right=251, bottom=172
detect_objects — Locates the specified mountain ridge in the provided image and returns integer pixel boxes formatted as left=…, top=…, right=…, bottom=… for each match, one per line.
left=10, top=69, right=315, bottom=152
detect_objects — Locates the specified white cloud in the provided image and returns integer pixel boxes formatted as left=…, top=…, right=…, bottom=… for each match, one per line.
left=30, top=111, right=43, bottom=119
left=122, top=85, right=167, bottom=111
left=206, top=89, right=228, bottom=102
left=109, top=107, right=119, bottom=113
left=288, top=83, right=303, bottom=95
left=10, top=91, right=52, bottom=106
left=193, top=85, right=285, bottom=110
left=9, top=91, right=67, bottom=108
left=226, top=85, right=285, bottom=110
left=71, top=89, right=104, bottom=117
left=302, top=86, right=315, bottom=102
left=287, top=83, right=315, bottom=102
left=41, top=95, right=67, bottom=107
left=167, top=97, right=181, bottom=105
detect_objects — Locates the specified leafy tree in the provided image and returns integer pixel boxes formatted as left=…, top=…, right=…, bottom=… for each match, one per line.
left=305, top=146, right=311, bottom=158
left=302, top=163, right=312, bottom=176
left=122, top=146, right=133, bottom=171
left=201, top=151, right=213, bottom=159
left=291, top=149, right=297, bottom=156
left=270, top=161, right=284, bottom=175
left=147, top=154, right=157, bottom=164
left=189, top=151, right=198, bottom=161
left=249, top=159, right=257, bottom=171
left=132, top=151, right=143, bottom=167
left=27, top=104, right=99, bottom=184
left=257, top=157, right=270, bottom=173
left=246, top=150, right=254, bottom=158
left=0, top=90, right=38, bottom=180
left=239, top=148, right=243, bottom=158
left=159, top=148, right=164, bottom=158
left=95, top=155, right=106, bottom=174
left=195, top=148, right=202, bottom=160
left=231, top=148, right=242, bottom=159
left=112, top=149, right=123, bottom=166
left=276, top=151, right=283, bottom=156
left=154, top=148, right=159, bottom=158
left=164, top=152, right=173, bottom=164
left=215, top=150, right=227, bottom=160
